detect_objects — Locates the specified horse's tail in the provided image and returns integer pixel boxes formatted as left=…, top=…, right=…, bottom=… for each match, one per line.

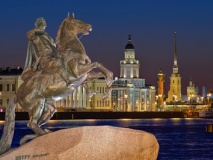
left=0, top=95, right=17, bottom=155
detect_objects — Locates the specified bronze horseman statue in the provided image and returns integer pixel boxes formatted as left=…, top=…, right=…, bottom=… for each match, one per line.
left=0, top=13, right=113, bottom=155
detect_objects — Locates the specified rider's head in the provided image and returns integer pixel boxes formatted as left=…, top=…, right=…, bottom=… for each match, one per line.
left=35, top=17, right=47, bottom=30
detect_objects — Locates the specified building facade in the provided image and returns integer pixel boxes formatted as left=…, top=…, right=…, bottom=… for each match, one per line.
left=86, top=78, right=112, bottom=111
left=54, top=78, right=112, bottom=111
left=0, top=67, right=23, bottom=111
left=112, top=35, right=156, bottom=111
left=187, top=78, right=197, bottom=101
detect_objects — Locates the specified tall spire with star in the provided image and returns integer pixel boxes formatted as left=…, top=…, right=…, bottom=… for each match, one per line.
left=166, top=29, right=182, bottom=102
left=173, top=29, right=178, bottom=74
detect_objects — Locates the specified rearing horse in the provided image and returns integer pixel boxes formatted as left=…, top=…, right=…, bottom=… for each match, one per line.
left=0, top=13, right=113, bottom=154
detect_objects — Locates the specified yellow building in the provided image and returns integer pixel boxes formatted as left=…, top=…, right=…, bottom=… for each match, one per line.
left=54, top=78, right=111, bottom=111
left=0, top=67, right=23, bottom=111
left=187, top=78, right=197, bottom=101
left=0, top=67, right=111, bottom=112
left=86, top=78, right=112, bottom=111
left=167, top=30, right=182, bottom=102
left=54, top=85, right=87, bottom=111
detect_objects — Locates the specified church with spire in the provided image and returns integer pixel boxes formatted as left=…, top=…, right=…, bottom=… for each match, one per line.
left=112, top=35, right=156, bottom=111
left=166, top=30, right=182, bottom=102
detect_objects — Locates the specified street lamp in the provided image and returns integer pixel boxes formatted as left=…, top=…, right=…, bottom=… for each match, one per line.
left=124, top=94, right=128, bottom=112
left=201, top=97, right=204, bottom=104
left=188, top=94, right=194, bottom=115
left=155, top=95, right=159, bottom=111
left=173, top=95, right=177, bottom=111
left=158, top=94, right=163, bottom=111
left=207, top=93, right=212, bottom=106
left=163, top=101, right=166, bottom=111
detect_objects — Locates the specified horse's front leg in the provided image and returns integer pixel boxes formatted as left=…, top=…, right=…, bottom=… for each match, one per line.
left=83, top=71, right=105, bottom=98
left=68, top=60, right=113, bottom=99
left=95, top=62, right=113, bottom=88
left=76, top=62, right=113, bottom=87
left=86, top=71, right=106, bottom=81
left=69, top=60, right=113, bottom=86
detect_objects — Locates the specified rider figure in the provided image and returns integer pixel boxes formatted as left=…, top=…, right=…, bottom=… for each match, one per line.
left=22, top=17, right=70, bottom=85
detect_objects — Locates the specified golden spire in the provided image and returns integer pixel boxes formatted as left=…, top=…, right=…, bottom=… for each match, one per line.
left=173, top=29, right=178, bottom=74
left=174, top=29, right=177, bottom=61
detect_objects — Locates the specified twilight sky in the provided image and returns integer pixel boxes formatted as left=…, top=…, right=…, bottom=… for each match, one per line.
left=0, top=0, right=213, bottom=95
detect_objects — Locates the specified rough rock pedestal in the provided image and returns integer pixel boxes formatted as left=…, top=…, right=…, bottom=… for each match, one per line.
left=0, top=126, right=159, bottom=160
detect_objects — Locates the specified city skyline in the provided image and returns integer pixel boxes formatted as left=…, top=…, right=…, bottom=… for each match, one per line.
left=1, top=0, right=213, bottom=95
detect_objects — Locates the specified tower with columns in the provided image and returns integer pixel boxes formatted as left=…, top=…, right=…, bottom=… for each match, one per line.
left=120, top=35, right=140, bottom=78
left=112, top=35, right=156, bottom=111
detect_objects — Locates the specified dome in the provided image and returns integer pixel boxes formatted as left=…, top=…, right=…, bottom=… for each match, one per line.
left=125, top=34, right=134, bottom=49
left=125, top=43, right=134, bottom=49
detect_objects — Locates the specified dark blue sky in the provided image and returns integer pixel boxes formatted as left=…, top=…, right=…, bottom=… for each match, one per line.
left=1, top=0, right=213, bottom=95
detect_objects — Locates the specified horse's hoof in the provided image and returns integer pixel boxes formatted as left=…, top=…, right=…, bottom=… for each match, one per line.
left=102, top=95, right=108, bottom=101
left=44, top=129, right=52, bottom=133
left=20, top=134, right=39, bottom=145
left=88, top=90, right=98, bottom=98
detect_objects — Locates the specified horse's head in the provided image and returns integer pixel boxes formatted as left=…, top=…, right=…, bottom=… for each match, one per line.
left=56, top=13, right=92, bottom=45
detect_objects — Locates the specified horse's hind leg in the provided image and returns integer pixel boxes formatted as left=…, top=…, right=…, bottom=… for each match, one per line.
left=38, top=100, right=56, bottom=127
left=27, top=98, right=46, bottom=135
left=20, top=99, right=55, bottom=145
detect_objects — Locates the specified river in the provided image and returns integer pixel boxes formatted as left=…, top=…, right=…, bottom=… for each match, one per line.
left=0, top=118, right=213, bottom=160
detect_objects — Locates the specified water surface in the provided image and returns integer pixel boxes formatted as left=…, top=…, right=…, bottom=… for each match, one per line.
left=0, top=118, right=213, bottom=160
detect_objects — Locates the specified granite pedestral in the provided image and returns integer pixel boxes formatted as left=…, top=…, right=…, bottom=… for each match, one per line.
left=0, top=126, right=159, bottom=160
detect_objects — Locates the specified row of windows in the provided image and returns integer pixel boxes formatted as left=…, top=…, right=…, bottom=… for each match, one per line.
left=96, top=87, right=107, bottom=94
left=96, top=101, right=110, bottom=107
left=172, top=80, right=180, bottom=84
left=0, top=84, right=16, bottom=91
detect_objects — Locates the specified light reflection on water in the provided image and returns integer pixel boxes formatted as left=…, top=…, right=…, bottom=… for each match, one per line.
left=0, top=118, right=213, bottom=160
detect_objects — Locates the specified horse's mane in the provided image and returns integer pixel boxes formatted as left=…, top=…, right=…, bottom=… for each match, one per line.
left=56, top=19, right=67, bottom=45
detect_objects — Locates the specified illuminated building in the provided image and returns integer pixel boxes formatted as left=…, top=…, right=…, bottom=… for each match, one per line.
left=166, top=30, right=182, bottom=102
left=0, top=67, right=23, bottom=111
left=86, top=78, right=111, bottom=111
left=112, top=35, right=156, bottom=111
left=156, top=68, right=165, bottom=109
left=187, top=78, right=197, bottom=101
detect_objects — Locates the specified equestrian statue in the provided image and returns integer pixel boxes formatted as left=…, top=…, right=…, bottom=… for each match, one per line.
left=0, top=13, right=113, bottom=155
